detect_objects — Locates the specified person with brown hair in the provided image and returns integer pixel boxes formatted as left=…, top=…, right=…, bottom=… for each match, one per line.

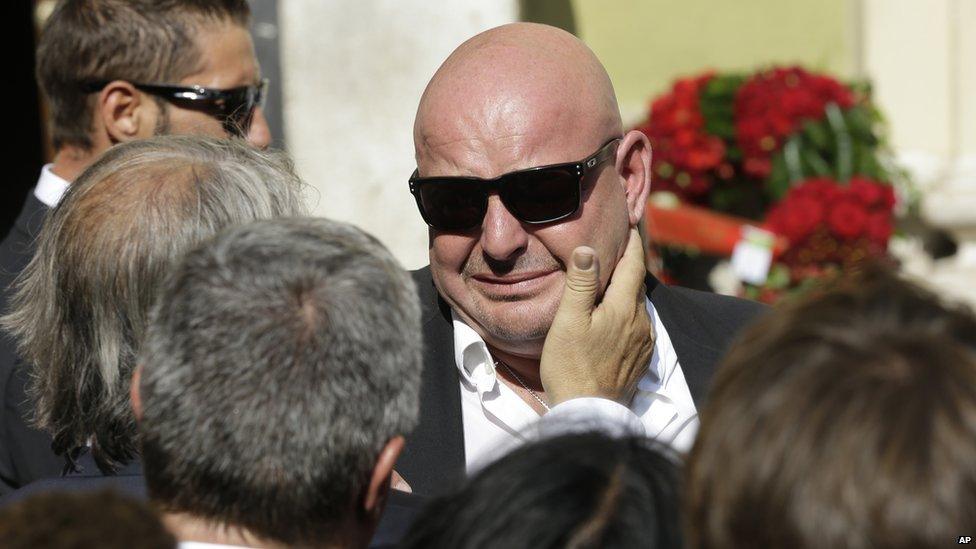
left=686, top=266, right=976, bottom=548
left=0, top=0, right=271, bottom=494
left=0, top=489, right=176, bottom=549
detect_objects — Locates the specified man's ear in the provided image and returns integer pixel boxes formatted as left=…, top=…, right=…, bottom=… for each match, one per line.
left=614, top=129, right=653, bottom=227
left=363, top=436, right=406, bottom=516
left=130, top=364, right=144, bottom=422
left=96, top=80, right=156, bottom=143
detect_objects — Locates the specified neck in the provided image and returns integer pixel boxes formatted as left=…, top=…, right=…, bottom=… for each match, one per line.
left=50, top=145, right=102, bottom=183
left=162, top=512, right=286, bottom=549
left=163, top=511, right=362, bottom=549
left=489, top=346, right=543, bottom=391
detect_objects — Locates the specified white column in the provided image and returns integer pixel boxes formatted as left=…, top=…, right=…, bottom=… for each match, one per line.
left=279, top=1, right=518, bottom=269
left=863, top=0, right=976, bottom=305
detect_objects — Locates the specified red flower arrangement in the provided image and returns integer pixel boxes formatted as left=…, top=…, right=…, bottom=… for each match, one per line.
left=735, top=67, right=855, bottom=178
left=765, top=176, right=894, bottom=273
left=636, top=65, right=903, bottom=302
left=635, top=73, right=727, bottom=199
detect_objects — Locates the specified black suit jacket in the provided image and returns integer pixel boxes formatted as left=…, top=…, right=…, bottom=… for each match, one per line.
left=396, top=266, right=767, bottom=496
left=0, top=453, right=425, bottom=548
left=0, top=192, right=62, bottom=495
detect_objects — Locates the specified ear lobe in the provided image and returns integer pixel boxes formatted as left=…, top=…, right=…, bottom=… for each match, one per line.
left=98, top=80, right=151, bottom=143
left=614, top=130, right=653, bottom=226
left=363, top=436, right=406, bottom=516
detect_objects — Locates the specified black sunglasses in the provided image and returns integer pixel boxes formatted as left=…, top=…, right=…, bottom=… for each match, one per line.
left=409, top=137, right=621, bottom=231
left=82, top=79, right=269, bottom=137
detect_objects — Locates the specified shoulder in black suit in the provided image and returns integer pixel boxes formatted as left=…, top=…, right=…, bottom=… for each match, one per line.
left=0, top=192, right=63, bottom=495
left=0, top=452, right=144, bottom=508
left=396, top=266, right=767, bottom=496
left=0, top=452, right=425, bottom=549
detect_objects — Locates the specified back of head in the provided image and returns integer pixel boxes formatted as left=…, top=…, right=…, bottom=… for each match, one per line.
left=138, top=218, right=422, bottom=547
left=2, top=135, right=306, bottom=472
left=0, top=489, right=176, bottom=549
left=687, top=266, right=976, bottom=548
left=37, top=0, right=250, bottom=151
left=401, top=432, right=682, bottom=549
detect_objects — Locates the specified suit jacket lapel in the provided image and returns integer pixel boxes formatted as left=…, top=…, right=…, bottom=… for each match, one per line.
left=396, top=267, right=466, bottom=496
left=645, top=273, right=723, bottom=409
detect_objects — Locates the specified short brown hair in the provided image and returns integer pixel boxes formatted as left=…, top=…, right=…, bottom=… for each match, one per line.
left=0, top=489, right=175, bottom=548
left=36, top=0, right=250, bottom=151
left=686, top=266, right=976, bottom=548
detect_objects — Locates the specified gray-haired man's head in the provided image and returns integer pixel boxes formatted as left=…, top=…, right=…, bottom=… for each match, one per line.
left=136, top=217, right=421, bottom=547
left=1, top=135, right=307, bottom=472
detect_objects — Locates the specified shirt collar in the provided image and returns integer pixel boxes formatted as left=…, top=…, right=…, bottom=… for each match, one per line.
left=451, top=296, right=672, bottom=391
left=451, top=311, right=498, bottom=393
left=34, top=164, right=70, bottom=208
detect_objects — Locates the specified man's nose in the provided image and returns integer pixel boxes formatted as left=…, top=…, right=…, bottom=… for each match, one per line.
left=479, top=195, right=529, bottom=261
left=246, top=107, right=272, bottom=150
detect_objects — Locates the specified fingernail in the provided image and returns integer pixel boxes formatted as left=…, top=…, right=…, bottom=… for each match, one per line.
left=573, top=249, right=594, bottom=270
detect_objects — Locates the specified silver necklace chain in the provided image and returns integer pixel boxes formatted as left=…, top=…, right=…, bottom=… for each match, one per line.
left=495, top=359, right=550, bottom=412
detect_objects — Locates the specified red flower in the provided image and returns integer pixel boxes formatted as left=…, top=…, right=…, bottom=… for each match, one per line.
left=827, top=198, right=869, bottom=239
left=773, top=195, right=825, bottom=243
left=848, top=176, right=885, bottom=208
left=734, top=67, right=856, bottom=178
left=641, top=72, right=722, bottom=201
left=866, top=211, right=893, bottom=247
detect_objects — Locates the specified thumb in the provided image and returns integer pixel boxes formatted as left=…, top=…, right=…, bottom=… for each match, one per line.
left=556, top=247, right=601, bottom=322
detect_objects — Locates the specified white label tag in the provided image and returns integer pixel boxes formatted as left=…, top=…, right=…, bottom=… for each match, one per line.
left=731, top=226, right=775, bottom=285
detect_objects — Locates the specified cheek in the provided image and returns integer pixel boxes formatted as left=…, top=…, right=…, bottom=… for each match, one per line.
left=429, top=232, right=477, bottom=278
left=168, top=108, right=228, bottom=138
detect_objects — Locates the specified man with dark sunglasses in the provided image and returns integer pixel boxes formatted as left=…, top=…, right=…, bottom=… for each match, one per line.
left=396, top=23, right=767, bottom=496
left=0, top=0, right=270, bottom=495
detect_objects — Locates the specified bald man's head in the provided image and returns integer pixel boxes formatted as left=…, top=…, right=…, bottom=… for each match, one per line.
left=414, top=23, right=621, bottom=173
left=409, top=23, right=652, bottom=357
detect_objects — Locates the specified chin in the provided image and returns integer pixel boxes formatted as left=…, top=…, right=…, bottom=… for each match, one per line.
left=471, top=297, right=558, bottom=344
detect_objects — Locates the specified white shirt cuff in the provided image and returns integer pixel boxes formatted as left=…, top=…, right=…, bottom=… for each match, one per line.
left=539, top=397, right=645, bottom=438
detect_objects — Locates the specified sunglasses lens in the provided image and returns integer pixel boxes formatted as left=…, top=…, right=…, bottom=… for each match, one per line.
left=416, top=180, right=487, bottom=231
left=502, top=168, right=580, bottom=223
left=219, top=89, right=254, bottom=137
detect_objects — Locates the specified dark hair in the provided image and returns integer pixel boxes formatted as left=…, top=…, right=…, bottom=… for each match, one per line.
left=401, top=432, right=682, bottom=549
left=686, top=265, right=976, bottom=548
left=36, top=0, right=251, bottom=150
left=0, top=489, right=176, bottom=548
left=1, top=136, right=307, bottom=473
left=139, top=218, right=422, bottom=547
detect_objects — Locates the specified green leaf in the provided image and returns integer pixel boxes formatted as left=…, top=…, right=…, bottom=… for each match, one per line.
left=784, top=137, right=805, bottom=183
left=802, top=148, right=833, bottom=177
left=767, top=154, right=791, bottom=199
left=766, top=264, right=791, bottom=289
left=801, top=119, right=831, bottom=150
left=825, top=103, right=852, bottom=182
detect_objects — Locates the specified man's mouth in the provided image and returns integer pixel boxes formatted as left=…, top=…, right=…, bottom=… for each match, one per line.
left=468, top=270, right=560, bottom=298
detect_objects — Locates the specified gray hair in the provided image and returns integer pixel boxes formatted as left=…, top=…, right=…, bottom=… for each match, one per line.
left=138, top=217, right=421, bottom=546
left=1, top=135, right=307, bottom=472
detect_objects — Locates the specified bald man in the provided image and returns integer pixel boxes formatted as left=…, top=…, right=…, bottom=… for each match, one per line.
left=396, top=23, right=766, bottom=495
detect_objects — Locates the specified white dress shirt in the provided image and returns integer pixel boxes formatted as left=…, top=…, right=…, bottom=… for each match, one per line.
left=34, top=164, right=70, bottom=208
left=454, top=297, right=699, bottom=472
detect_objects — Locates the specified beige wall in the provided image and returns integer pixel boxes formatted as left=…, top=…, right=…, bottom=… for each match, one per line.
left=571, top=0, right=856, bottom=124
left=280, top=1, right=517, bottom=270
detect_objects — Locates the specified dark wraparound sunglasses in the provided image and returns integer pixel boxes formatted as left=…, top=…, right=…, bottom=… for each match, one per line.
left=82, top=79, right=269, bottom=137
left=409, top=137, right=621, bottom=231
